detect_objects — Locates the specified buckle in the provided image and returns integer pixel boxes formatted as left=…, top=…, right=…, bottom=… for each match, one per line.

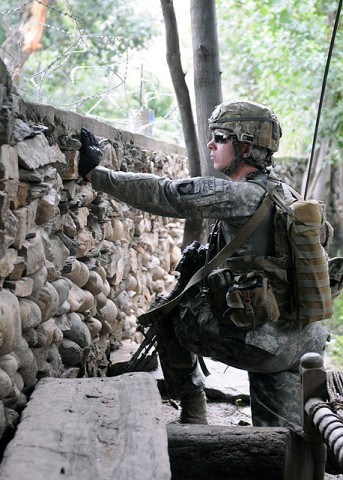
left=240, top=133, right=254, bottom=143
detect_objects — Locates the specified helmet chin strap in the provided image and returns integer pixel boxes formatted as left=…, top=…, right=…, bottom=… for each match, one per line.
left=221, top=137, right=245, bottom=176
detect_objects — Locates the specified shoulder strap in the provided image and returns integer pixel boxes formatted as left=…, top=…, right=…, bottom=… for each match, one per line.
left=139, top=193, right=275, bottom=326
left=265, top=171, right=304, bottom=211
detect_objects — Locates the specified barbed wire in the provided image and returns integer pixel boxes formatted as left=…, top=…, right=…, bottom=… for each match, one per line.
left=0, top=0, right=182, bottom=143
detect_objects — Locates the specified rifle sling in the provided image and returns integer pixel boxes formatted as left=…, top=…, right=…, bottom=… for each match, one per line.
left=139, top=193, right=275, bottom=326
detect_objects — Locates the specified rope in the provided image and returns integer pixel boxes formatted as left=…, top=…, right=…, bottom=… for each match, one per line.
left=327, top=370, right=343, bottom=418
left=307, top=399, right=343, bottom=470
left=304, top=370, right=343, bottom=471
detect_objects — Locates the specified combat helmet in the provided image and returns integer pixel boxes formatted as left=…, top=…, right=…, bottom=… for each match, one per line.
left=208, top=100, right=282, bottom=173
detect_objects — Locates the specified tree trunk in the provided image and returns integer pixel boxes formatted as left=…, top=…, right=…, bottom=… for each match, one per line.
left=160, top=0, right=201, bottom=177
left=2, top=1, right=50, bottom=84
left=160, top=0, right=205, bottom=247
left=190, top=0, right=222, bottom=177
left=302, top=141, right=343, bottom=257
left=167, top=425, right=323, bottom=480
left=190, top=0, right=224, bottom=240
left=329, top=163, right=343, bottom=256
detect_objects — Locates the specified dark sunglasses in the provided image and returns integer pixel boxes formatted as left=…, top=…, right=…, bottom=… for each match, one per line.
left=211, top=132, right=235, bottom=144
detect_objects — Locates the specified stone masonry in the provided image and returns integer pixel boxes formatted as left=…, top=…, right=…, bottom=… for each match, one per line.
left=0, top=57, right=187, bottom=444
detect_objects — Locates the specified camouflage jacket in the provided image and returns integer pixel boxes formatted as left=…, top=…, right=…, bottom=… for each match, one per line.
left=91, top=166, right=278, bottom=257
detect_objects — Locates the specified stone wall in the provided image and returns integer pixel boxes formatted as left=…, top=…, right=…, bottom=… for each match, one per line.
left=0, top=58, right=187, bottom=444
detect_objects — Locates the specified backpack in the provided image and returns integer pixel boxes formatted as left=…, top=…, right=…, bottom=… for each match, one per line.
left=269, top=183, right=335, bottom=323
left=217, top=175, right=341, bottom=325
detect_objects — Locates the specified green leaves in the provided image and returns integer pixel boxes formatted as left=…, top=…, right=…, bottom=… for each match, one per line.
left=1, top=0, right=159, bottom=117
left=216, top=0, right=342, bottom=162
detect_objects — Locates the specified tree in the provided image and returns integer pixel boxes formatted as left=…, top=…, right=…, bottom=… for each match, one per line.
left=0, top=0, right=158, bottom=112
left=215, top=0, right=342, bottom=255
left=1, top=0, right=50, bottom=84
left=160, top=0, right=204, bottom=247
left=160, top=0, right=200, bottom=178
left=161, top=0, right=223, bottom=245
left=190, top=0, right=223, bottom=177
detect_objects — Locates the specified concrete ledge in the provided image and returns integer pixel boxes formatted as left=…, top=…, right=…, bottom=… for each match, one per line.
left=23, top=102, right=187, bottom=156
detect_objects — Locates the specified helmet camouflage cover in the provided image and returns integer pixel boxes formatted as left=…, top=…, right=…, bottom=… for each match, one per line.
left=208, top=100, right=282, bottom=153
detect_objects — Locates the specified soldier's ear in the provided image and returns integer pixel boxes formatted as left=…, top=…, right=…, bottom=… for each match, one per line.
left=241, top=143, right=252, bottom=158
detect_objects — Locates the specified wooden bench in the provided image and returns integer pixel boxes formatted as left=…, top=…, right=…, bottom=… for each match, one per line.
left=0, top=373, right=171, bottom=480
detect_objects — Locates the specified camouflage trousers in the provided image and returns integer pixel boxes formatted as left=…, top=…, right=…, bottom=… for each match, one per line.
left=156, top=288, right=329, bottom=432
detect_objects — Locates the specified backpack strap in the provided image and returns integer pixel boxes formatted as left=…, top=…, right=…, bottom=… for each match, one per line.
left=139, top=192, right=275, bottom=326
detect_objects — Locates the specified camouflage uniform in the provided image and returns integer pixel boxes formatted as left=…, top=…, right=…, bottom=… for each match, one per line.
left=91, top=165, right=329, bottom=431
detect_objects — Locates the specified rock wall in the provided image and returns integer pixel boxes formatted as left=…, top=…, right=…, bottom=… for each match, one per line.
left=0, top=58, right=187, bottom=444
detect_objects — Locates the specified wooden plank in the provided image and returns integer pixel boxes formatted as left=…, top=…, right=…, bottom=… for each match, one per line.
left=167, top=424, right=319, bottom=480
left=0, top=373, right=171, bottom=480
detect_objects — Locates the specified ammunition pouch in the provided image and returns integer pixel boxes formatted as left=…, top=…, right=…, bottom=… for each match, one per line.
left=179, top=269, right=280, bottom=332
left=223, top=272, right=280, bottom=328
left=207, top=269, right=280, bottom=329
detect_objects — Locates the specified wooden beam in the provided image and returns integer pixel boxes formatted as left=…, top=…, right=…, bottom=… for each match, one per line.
left=167, top=424, right=323, bottom=480
left=0, top=374, right=171, bottom=480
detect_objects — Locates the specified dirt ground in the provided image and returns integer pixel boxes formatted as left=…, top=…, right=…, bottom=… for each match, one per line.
left=158, top=358, right=252, bottom=427
left=161, top=396, right=252, bottom=426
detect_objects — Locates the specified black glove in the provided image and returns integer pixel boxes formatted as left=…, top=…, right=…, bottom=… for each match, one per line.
left=79, top=127, right=102, bottom=180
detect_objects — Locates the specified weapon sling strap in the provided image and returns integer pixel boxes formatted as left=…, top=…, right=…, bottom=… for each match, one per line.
left=139, top=191, right=275, bottom=326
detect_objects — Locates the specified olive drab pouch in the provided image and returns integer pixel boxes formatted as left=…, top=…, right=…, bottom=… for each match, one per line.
left=224, top=271, right=280, bottom=329
left=287, top=199, right=333, bottom=322
left=271, top=187, right=335, bottom=324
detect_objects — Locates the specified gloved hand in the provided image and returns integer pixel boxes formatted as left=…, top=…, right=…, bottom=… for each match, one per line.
left=79, top=127, right=102, bottom=180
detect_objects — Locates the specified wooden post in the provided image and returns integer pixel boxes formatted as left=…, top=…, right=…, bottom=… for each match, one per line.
left=300, top=352, right=327, bottom=480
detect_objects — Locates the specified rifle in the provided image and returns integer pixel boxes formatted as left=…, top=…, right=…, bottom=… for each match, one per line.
left=122, top=194, right=280, bottom=375
left=122, top=240, right=208, bottom=374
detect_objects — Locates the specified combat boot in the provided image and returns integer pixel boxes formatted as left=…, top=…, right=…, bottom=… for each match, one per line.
left=180, top=391, right=208, bottom=424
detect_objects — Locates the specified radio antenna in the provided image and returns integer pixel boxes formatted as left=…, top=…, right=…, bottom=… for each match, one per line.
left=304, top=0, right=342, bottom=199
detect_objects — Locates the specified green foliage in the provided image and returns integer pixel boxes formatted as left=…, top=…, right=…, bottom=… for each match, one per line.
left=0, top=0, right=159, bottom=116
left=326, top=293, right=343, bottom=366
left=328, top=292, right=343, bottom=333
left=216, top=0, right=342, bottom=161
left=326, top=333, right=343, bottom=367
left=1, top=0, right=341, bottom=151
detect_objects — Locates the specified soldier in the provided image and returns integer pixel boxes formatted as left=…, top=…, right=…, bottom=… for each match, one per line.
left=79, top=100, right=329, bottom=431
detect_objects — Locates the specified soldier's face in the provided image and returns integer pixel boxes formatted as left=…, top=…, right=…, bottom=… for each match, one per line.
left=207, top=129, right=235, bottom=172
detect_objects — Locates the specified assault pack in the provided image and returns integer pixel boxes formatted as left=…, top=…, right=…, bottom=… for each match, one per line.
left=219, top=173, right=340, bottom=325
left=266, top=180, right=335, bottom=323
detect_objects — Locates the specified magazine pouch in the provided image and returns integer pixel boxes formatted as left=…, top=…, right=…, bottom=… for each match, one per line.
left=224, top=271, right=280, bottom=328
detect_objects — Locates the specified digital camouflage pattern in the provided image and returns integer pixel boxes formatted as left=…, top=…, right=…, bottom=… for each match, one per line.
left=90, top=164, right=329, bottom=431
left=208, top=100, right=282, bottom=153
left=159, top=284, right=328, bottom=431
left=92, top=167, right=269, bottom=222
